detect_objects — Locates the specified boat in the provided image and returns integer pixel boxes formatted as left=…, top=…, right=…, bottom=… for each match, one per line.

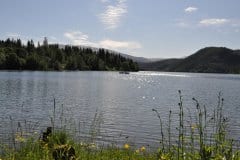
left=119, top=71, right=130, bottom=74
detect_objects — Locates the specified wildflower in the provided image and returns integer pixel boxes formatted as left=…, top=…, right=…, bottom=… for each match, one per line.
left=89, top=143, right=96, bottom=149
left=160, top=154, right=168, bottom=160
left=53, top=144, right=75, bottom=160
left=80, top=142, right=84, bottom=146
left=191, top=124, right=197, bottom=130
left=183, top=152, right=186, bottom=159
left=124, top=143, right=130, bottom=149
left=43, top=143, right=48, bottom=149
left=135, top=149, right=140, bottom=154
left=15, top=134, right=25, bottom=142
left=140, top=146, right=146, bottom=152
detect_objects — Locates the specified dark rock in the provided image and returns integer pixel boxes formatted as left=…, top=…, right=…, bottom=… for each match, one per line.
left=42, top=127, right=52, bottom=142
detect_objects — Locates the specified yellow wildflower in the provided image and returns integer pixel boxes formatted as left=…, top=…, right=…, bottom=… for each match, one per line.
left=43, top=143, right=48, bottom=149
left=15, top=134, right=25, bottom=142
left=135, top=149, right=140, bottom=153
left=160, top=154, right=168, bottom=160
left=191, top=124, right=198, bottom=130
left=89, top=143, right=96, bottom=149
left=124, top=143, right=130, bottom=149
left=140, top=146, right=146, bottom=152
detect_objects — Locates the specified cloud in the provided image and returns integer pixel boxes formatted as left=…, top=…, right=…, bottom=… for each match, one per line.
left=64, top=31, right=97, bottom=46
left=99, top=39, right=141, bottom=50
left=6, top=32, right=21, bottom=38
left=100, top=0, right=110, bottom=3
left=199, top=18, right=229, bottom=26
left=99, top=0, right=127, bottom=29
left=184, top=7, right=198, bottom=13
left=64, top=31, right=141, bottom=51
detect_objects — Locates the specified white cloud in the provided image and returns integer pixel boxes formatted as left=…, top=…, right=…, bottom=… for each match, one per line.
left=199, top=18, right=229, bottom=26
left=99, top=0, right=127, bottom=29
left=64, top=31, right=97, bottom=46
left=99, top=39, right=141, bottom=50
left=184, top=7, right=198, bottom=13
left=64, top=31, right=141, bottom=51
left=6, top=32, right=21, bottom=38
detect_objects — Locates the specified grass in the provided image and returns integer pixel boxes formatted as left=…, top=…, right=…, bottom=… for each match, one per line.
left=1, top=92, right=240, bottom=159
left=0, top=131, right=156, bottom=160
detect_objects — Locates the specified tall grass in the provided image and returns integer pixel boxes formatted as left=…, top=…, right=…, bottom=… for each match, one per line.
left=0, top=92, right=240, bottom=159
left=151, top=91, right=240, bottom=160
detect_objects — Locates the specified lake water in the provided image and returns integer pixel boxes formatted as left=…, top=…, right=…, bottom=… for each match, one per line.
left=0, top=71, right=240, bottom=147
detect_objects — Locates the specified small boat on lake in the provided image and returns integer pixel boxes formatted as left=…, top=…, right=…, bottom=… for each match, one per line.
left=119, top=71, right=130, bottom=74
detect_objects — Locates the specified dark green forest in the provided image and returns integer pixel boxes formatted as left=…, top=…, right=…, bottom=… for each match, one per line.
left=0, top=38, right=138, bottom=71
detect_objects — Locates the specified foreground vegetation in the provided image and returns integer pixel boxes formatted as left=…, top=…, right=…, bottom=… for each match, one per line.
left=1, top=92, right=240, bottom=159
left=0, top=38, right=138, bottom=71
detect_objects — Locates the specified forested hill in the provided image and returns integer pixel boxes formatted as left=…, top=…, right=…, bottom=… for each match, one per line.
left=139, top=47, right=240, bottom=74
left=0, top=38, right=139, bottom=71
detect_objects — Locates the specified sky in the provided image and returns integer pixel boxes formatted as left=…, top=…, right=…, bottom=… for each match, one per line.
left=1, top=0, right=240, bottom=58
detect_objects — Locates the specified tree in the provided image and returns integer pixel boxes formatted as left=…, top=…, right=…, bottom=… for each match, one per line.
left=16, top=39, right=22, bottom=48
left=65, top=57, right=78, bottom=70
left=76, top=55, right=88, bottom=70
left=120, top=61, right=130, bottom=71
left=98, top=59, right=105, bottom=70
left=56, top=50, right=65, bottom=63
left=87, top=55, right=99, bottom=70
left=16, top=48, right=28, bottom=58
left=0, top=38, right=139, bottom=71
left=43, top=37, right=48, bottom=47
left=5, top=53, right=21, bottom=69
left=0, top=51, right=6, bottom=68
left=25, top=54, right=42, bottom=70
left=53, top=60, right=62, bottom=71
left=27, top=40, right=35, bottom=53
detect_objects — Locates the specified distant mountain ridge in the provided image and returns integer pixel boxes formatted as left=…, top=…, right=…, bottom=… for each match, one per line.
left=46, top=44, right=240, bottom=74
left=139, top=47, right=240, bottom=74
left=57, top=44, right=156, bottom=63
left=118, top=53, right=159, bottom=63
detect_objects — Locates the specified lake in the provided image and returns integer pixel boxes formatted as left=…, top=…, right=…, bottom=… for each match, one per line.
left=0, top=71, right=240, bottom=148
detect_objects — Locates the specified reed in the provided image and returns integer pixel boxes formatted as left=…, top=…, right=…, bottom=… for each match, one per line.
left=0, top=91, right=240, bottom=160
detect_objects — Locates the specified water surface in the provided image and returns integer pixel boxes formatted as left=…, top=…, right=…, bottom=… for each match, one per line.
left=0, top=71, right=240, bottom=147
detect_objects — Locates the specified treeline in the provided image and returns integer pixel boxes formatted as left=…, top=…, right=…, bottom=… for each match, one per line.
left=0, top=38, right=139, bottom=71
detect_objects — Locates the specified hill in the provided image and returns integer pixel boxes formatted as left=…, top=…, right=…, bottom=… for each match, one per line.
left=139, top=47, right=240, bottom=74
left=55, top=44, right=161, bottom=63
left=0, top=38, right=138, bottom=71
